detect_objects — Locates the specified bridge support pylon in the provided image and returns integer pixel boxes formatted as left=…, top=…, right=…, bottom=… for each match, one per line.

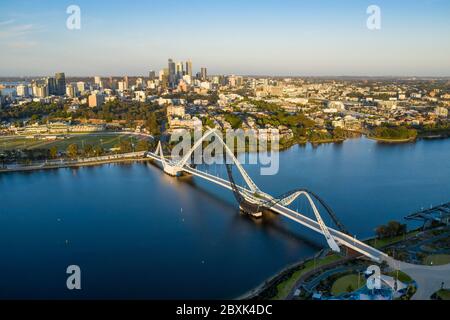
left=239, top=201, right=263, bottom=218
left=163, top=165, right=183, bottom=177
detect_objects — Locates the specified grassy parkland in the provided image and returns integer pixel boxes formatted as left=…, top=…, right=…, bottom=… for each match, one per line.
left=0, top=133, right=139, bottom=152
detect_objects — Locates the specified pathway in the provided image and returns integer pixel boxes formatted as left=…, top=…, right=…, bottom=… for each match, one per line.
left=387, top=258, right=450, bottom=300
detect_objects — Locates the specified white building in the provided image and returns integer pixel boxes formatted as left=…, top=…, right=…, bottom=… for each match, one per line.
left=328, top=101, right=345, bottom=111
left=167, top=105, right=185, bottom=118
left=134, top=91, right=147, bottom=102
left=16, top=84, right=30, bottom=97
left=94, top=76, right=103, bottom=88
left=117, top=81, right=127, bottom=92
left=76, top=82, right=86, bottom=94
left=66, top=84, right=78, bottom=98
left=435, top=106, right=448, bottom=118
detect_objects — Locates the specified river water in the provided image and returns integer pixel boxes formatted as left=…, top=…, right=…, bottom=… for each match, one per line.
left=0, top=137, right=449, bottom=299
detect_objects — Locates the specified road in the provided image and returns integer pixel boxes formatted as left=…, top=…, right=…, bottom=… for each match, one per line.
left=387, top=257, right=450, bottom=300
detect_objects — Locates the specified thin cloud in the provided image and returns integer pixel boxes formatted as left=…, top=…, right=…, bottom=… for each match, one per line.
left=0, top=19, right=15, bottom=26
left=0, top=22, right=44, bottom=38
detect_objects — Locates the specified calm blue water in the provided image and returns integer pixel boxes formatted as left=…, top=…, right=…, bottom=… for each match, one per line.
left=0, top=137, right=449, bottom=299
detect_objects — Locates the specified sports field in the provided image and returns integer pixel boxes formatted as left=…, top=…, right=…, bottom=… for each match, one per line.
left=0, top=134, right=140, bottom=152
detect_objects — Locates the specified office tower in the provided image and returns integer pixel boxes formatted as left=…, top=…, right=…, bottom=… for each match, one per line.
left=176, top=62, right=184, bottom=79
left=159, top=68, right=168, bottom=81
left=109, top=77, right=116, bottom=90
left=32, top=83, right=48, bottom=98
left=123, top=76, right=129, bottom=90
left=201, top=67, right=207, bottom=81
left=186, top=60, right=193, bottom=77
left=149, top=70, right=156, bottom=80
left=46, top=77, right=57, bottom=95
left=76, top=81, right=86, bottom=94
left=94, top=76, right=103, bottom=88
left=136, top=77, right=144, bottom=89
left=36, top=86, right=47, bottom=98
left=88, top=93, right=104, bottom=108
left=55, top=72, right=66, bottom=96
left=16, top=84, right=30, bottom=97
left=66, top=84, right=77, bottom=98
left=118, top=81, right=128, bottom=92
left=168, top=58, right=176, bottom=88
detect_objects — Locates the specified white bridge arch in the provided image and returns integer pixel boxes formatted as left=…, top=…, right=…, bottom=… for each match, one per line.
left=157, top=128, right=260, bottom=194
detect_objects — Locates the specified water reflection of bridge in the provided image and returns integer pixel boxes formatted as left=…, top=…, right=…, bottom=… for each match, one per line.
left=146, top=128, right=388, bottom=262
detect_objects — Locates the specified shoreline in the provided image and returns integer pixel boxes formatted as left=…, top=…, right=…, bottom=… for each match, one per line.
left=0, top=156, right=150, bottom=174
left=2, top=134, right=450, bottom=173
left=239, top=226, right=425, bottom=300
left=367, top=136, right=417, bottom=143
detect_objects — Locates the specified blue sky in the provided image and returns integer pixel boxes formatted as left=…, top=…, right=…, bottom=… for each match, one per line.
left=1, top=0, right=449, bottom=76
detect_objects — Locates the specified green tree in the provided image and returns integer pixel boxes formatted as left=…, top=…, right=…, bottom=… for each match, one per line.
left=93, top=145, right=104, bottom=157
left=136, top=140, right=150, bottom=152
left=333, top=127, right=347, bottom=139
left=372, top=126, right=417, bottom=140
left=119, top=140, right=133, bottom=153
left=83, top=144, right=94, bottom=157
left=375, top=225, right=388, bottom=239
left=146, top=112, right=160, bottom=135
left=224, top=114, right=242, bottom=129
left=66, top=144, right=78, bottom=159
left=49, top=146, right=58, bottom=159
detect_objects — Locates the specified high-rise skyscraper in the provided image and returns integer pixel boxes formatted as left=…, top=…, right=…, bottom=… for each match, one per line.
left=176, top=62, right=184, bottom=80
left=94, top=76, right=103, bottom=88
left=66, top=84, right=77, bottom=98
left=200, top=67, right=208, bottom=81
left=16, top=84, right=30, bottom=97
left=76, top=81, right=86, bottom=93
left=88, top=93, right=105, bottom=108
left=109, top=76, right=115, bottom=89
left=32, top=82, right=49, bottom=98
left=186, top=60, right=193, bottom=77
left=148, top=70, right=156, bottom=80
left=55, top=72, right=66, bottom=96
left=168, top=59, right=176, bottom=88
left=124, top=76, right=129, bottom=90
left=46, top=77, right=57, bottom=95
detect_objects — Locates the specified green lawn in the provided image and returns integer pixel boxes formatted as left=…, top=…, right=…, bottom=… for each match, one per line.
left=387, top=270, right=413, bottom=283
left=0, top=137, right=47, bottom=150
left=423, top=254, right=450, bottom=266
left=436, top=289, right=450, bottom=300
left=331, top=274, right=366, bottom=296
left=273, top=254, right=342, bottom=300
left=0, top=134, right=139, bottom=152
left=367, top=230, right=420, bottom=249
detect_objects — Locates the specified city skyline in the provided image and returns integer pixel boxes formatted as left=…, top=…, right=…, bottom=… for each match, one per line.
left=1, top=0, right=450, bottom=77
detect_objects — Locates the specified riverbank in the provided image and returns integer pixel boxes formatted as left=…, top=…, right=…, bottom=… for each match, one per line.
left=238, top=252, right=345, bottom=300
left=241, top=226, right=424, bottom=300
left=367, top=136, right=417, bottom=143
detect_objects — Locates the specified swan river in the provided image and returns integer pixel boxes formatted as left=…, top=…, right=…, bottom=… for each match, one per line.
left=0, top=137, right=449, bottom=299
